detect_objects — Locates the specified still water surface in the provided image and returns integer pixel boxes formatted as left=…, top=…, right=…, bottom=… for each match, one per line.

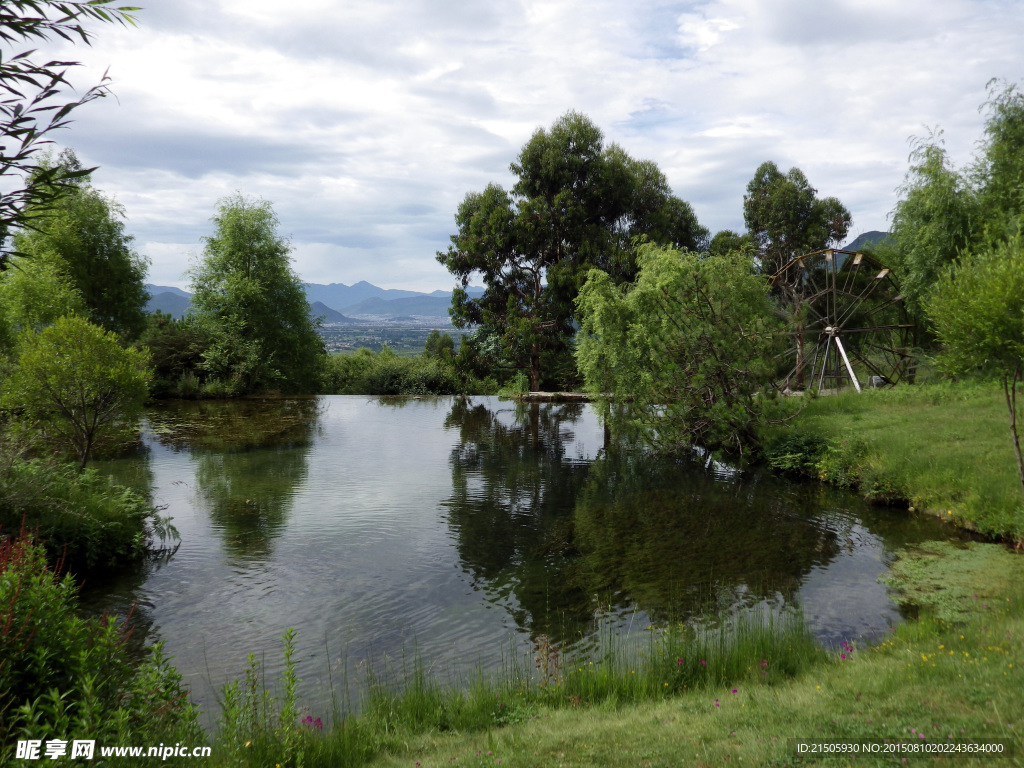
left=82, top=396, right=957, bottom=720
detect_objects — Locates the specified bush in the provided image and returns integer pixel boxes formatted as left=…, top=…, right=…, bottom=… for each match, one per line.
left=138, top=313, right=212, bottom=398
left=0, top=534, right=202, bottom=758
left=324, top=347, right=481, bottom=395
left=0, top=453, right=174, bottom=572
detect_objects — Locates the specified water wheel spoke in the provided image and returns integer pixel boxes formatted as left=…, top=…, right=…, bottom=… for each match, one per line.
left=835, top=273, right=887, bottom=328
left=863, top=292, right=905, bottom=319
left=848, top=347, right=893, bottom=383
left=839, top=251, right=865, bottom=297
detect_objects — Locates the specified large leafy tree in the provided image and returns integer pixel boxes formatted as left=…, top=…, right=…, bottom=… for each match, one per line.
left=1, top=1, right=138, bottom=266
left=0, top=251, right=85, bottom=349
left=928, top=234, right=1024, bottom=503
left=743, top=162, right=851, bottom=390
left=743, top=161, right=852, bottom=283
left=576, top=244, right=786, bottom=457
left=438, top=111, right=708, bottom=391
left=15, top=150, right=149, bottom=339
left=2, top=315, right=151, bottom=468
left=189, top=194, right=323, bottom=394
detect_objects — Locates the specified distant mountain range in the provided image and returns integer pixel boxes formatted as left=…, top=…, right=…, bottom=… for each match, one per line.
left=144, top=281, right=484, bottom=323
left=146, top=236, right=891, bottom=322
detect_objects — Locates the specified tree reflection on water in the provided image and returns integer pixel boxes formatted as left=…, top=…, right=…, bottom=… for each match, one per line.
left=442, top=397, right=844, bottom=644
left=148, top=398, right=321, bottom=564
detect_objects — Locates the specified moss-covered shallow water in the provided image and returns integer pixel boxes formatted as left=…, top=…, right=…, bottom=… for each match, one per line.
left=80, top=396, right=967, bottom=721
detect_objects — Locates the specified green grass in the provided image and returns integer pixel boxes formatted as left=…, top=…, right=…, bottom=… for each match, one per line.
left=762, top=379, right=1024, bottom=542
left=209, top=609, right=829, bottom=768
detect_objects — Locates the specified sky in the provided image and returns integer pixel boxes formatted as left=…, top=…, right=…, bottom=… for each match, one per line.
left=28, top=0, right=1024, bottom=292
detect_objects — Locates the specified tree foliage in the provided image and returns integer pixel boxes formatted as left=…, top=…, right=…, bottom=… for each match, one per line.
left=0, top=1, right=138, bottom=265
left=881, top=80, right=1024, bottom=323
left=189, top=194, right=324, bottom=394
left=0, top=250, right=85, bottom=349
left=15, top=150, right=149, bottom=339
left=2, top=315, right=151, bottom=468
left=974, top=79, right=1024, bottom=231
left=928, top=234, right=1024, bottom=501
left=876, top=132, right=979, bottom=319
left=709, top=229, right=752, bottom=257
left=439, top=111, right=708, bottom=391
left=576, top=244, right=786, bottom=456
left=743, top=160, right=851, bottom=282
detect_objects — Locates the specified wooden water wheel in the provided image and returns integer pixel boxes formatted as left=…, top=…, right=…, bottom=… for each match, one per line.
left=770, top=249, right=915, bottom=393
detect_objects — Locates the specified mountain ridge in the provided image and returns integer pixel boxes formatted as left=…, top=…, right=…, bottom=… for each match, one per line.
left=144, top=281, right=482, bottom=321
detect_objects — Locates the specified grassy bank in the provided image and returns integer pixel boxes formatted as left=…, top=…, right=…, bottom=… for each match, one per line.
left=210, top=610, right=827, bottom=767
left=761, top=379, right=1024, bottom=543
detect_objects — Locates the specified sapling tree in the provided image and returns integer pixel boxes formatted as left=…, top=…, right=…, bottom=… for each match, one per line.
left=3, top=315, right=151, bottom=468
left=928, top=233, right=1024, bottom=502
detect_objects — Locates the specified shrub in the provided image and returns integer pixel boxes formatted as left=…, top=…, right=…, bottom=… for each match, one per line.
left=0, top=534, right=202, bottom=758
left=0, top=453, right=174, bottom=572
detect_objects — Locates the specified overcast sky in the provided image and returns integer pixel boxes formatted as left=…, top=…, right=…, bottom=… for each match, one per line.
left=35, top=0, right=1024, bottom=291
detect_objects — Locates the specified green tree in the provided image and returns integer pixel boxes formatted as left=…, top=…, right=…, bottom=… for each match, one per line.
left=189, top=194, right=324, bottom=394
left=974, top=79, right=1024, bottom=235
left=708, top=229, right=752, bottom=257
left=15, top=150, right=149, bottom=338
left=439, top=111, right=708, bottom=391
left=0, top=252, right=85, bottom=349
left=576, top=244, right=785, bottom=457
left=423, top=328, right=455, bottom=360
left=875, top=132, right=979, bottom=319
left=1, top=1, right=138, bottom=266
left=3, top=315, right=151, bottom=468
left=927, top=233, right=1024, bottom=502
left=879, top=81, right=1024, bottom=326
left=743, top=161, right=851, bottom=280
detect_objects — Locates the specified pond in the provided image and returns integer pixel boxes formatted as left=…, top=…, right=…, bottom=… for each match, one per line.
left=82, top=395, right=958, bottom=722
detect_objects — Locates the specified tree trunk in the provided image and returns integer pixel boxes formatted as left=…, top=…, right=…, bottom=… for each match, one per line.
left=530, top=342, right=540, bottom=392
left=1005, top=366, right=1024, bottom=504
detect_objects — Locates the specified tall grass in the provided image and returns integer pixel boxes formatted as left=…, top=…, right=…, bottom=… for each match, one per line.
left=213, top=606, right=825, bottom=767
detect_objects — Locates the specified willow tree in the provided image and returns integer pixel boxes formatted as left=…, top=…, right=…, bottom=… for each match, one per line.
left=189, top=194, right=323, bottom=394
left=879, top=81, right=1024, bottom=326
left=439, top=111, right=708, bottom=391
left=576, top=244, right=785, bottom=457
left=1, top=1, right=138, bottom=266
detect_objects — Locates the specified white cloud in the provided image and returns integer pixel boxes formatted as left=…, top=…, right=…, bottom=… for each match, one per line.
left=24, top=0, right=1024, bottom=291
